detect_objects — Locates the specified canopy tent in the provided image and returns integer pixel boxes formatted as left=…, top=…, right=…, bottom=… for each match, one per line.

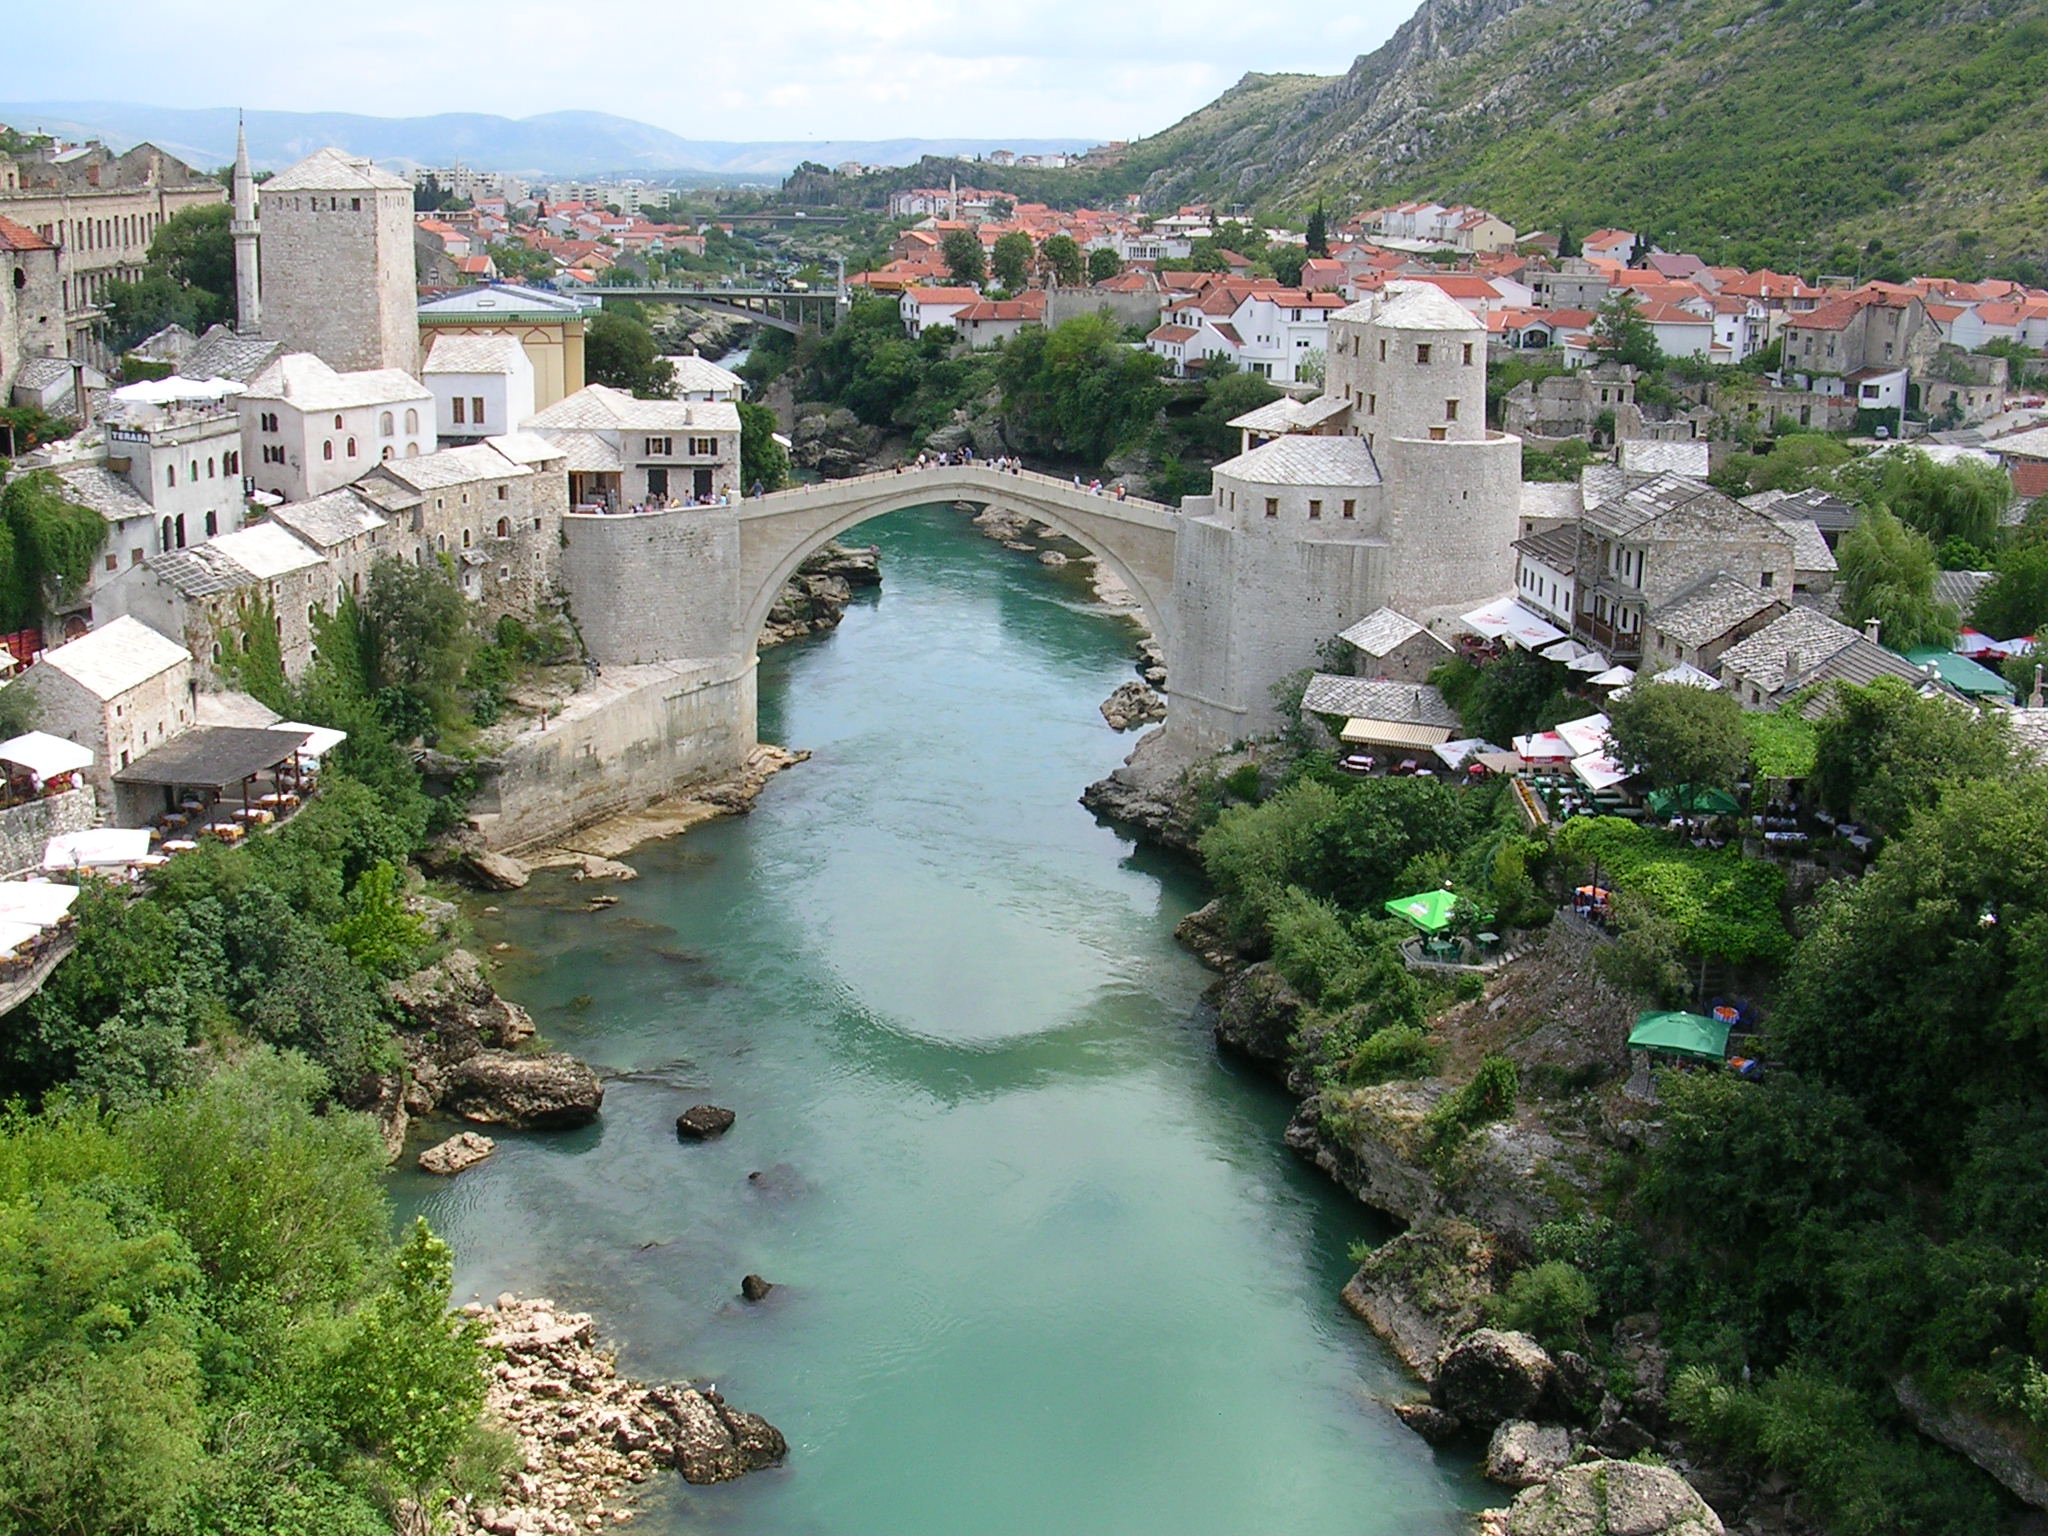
left=1384, top=888, right=1487, bottom=934
left=1553, top=713, right=1612, bottom=758
left=1340, top=717, right=1454, bottom=752
left=1955, top=627, right=2036, bottom=659
left=42, top=828, right=153, bottom=870
left=1541, top=637, right=1594, bottom=665
left=276, top=722, right=348, bottom=758
left=111, top=375, right=246, bottom=405
left=0, top=919, right=42, bottom=953
left=1566, top=648, right=1612, bottom=674
left=1513, top=730, right=1575, bottom=761
left=0, top=730, right=94, bottom=779
left=1644, top=661, right=1722, bottom=689
left=1588, top=665, right=1636, bottom=688
left=1460, top=598, right=1566, bottom=650
left=1473, top=750, right=1526, bottom=775
left=1902, top=647, right=2014, bottom=698
left=0, top=880, right=80, bottom=925
left=1628, top=1010, right=1733, bottom=1063
left=1570, top=752, right=1632, bottom=792
left=1645, top=784, right=1742, bottom=818
left=1435, top=737, right=1506, bottom=769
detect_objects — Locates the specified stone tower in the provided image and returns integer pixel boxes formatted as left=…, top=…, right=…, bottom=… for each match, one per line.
left=256, top=147, right=417, bottom=373
left=230, top=114, right=261, bottom=335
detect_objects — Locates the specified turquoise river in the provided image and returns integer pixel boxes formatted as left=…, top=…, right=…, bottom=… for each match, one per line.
left=394, top=504, right=1488, bottom=1534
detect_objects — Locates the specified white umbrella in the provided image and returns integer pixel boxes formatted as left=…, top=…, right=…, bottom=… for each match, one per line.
left=0, top=880, right=80, bottom=925
left=0, top=730, right=94, bottom=778
left=42, top=828, right=153, bottom=870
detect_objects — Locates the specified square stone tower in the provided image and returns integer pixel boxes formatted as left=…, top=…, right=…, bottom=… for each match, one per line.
left=257, top=148, right=417, bottom=375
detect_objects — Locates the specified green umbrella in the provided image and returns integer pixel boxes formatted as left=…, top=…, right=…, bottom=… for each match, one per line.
left=1646, top=784, right=1740, bottom=818
left=1384, top=889, right=1461, bottom=933
left=1627, top=1010, right=1732, bottom=1063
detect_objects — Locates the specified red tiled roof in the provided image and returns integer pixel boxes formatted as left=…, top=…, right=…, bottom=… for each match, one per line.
left=0, top=215, right=54, bottom=252
left=1149, top=324, right=1199, bottom=343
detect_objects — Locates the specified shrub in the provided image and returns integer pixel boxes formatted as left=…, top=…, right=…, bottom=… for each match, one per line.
left=1424, top=1054, right=1518, bottom=1158
left=1489, top=1260, right=1599, bottom=1352
left=1346, top=1022, right=1438, bottom=1084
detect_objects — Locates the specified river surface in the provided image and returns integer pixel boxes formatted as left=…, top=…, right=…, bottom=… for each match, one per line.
left=393, top=504, right=1487, bottom=1534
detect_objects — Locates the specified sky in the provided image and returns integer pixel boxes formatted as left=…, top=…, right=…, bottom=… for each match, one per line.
left=14, top=0, right=1418, bottom=143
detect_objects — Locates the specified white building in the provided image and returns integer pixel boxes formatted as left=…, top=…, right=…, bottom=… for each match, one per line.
left=525, top=385, right=740, bottom=509
left=422, top=333, right=536, bottom=447
left=239, top=353, right=435, bottom=503
left=13, top=615, right=194, bottom=821
left=899, top=287, right=982, bottom=340
left=666, top=354, right=745, bottom=402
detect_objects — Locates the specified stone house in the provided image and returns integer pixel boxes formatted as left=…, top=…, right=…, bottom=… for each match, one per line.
left=8, top=354, right=102, bottom=415
left=98, top=388, right=248, bottom=547
left=1641, top=572, right=1788, bottom=673
left=666, top=355, right=745, bottom=402
left=421, top=333, right=536, bottom=447
left=257, top=149, right=418, bottom=374
left=0, top=215, right=65, bottom=401
left=524, top=385, right=740, bottom=508
left=239, top=353, right=435, bottom=503
left=1512, top=523, right=1579, bottom=630
left=96, top=522, right=330, bottom=682
left=1719, top=608, right=1957, bottom=713
left=1503, top=363, right=1636, bottom=441
left=1336, top=607, right=1453, bottom=683
left=14, top=616, right=195, bottom=821
left=263, top=486, right=394, bottom=604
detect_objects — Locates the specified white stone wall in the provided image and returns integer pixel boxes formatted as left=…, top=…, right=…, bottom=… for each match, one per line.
left=114, top=415, right=246, bottom=541
left=242, top=394, right=433, bottom=502
left=18, top=659, right=194, bottom=818
left=560, top=506, right=741, bottom=664
left=429, top=365, right=533, bottom=444
left=258, top=185, right=418, bottom=373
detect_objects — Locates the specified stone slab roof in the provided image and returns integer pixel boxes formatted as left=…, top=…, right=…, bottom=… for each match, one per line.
left=1742, top=485, right=1860, bottom=533
left=1519, top=481, right=1583, bottom=524
left=267, top=488, right=388, bottom=550
left=1214, top=433, right=1382, bottom=488
left=1582, top=472, right=1753, bottom=540
left=1301, top=673, right=1461, bottom=728
left=1649, top=572, right=1783, bottom=647
left=485, top=432, right=567, bottom=466
left=1934, top=569, right=1993, bottom=614
left=524, top=384, right=739, bottom=434
left=53, top=464, right=152, bottom=524
left=422, top=334, right=529, bottom=375
left=1619, top=440, right=1711, bottom=477
left=204, top=522, right=325, bottom=580
left=1338, top=607, right=1446, bottom=658
left=180, top=325, right=284, bottom=385
left=263, top=147, right=411, bottom=193
left=35, top=616, right=188, bottom=700
left=374, top=444, right=532, bottom=491
left=1333, top=281, right=1484, bottom=332
left=1719, top=607, right=1862, bottom=684
left=1227, top=398, right=1308, bottom=433
left=1514, top=523, right=1580, bottom=573
left=245, top=354, right=429, bottom=411
left=666, top=355, right=745, bottom=396
left=540, top=431, right=622, bottom=473
left=1773, top=516, right=1837, bottom=574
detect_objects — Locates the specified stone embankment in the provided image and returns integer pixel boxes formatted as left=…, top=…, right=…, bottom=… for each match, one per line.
left=760, top=541, right=882, bottom=647
left=446, top=1296, right=786, bottom=1536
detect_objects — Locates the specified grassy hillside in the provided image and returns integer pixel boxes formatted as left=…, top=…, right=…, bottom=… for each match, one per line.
left=1133, top=0, right=2048, bottom=276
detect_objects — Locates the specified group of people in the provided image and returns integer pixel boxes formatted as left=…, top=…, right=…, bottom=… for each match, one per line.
left=1072, top=475, right=1129, bottom=500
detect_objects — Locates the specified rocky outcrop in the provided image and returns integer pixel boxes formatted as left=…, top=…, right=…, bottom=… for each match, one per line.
left=1100, top=680, right=1167, bottom=731
left=1502, top=1459, right=1726, bottom=1536
left=1341, top=1217, right=1503, bottom=1383
left=1485, top=1421, right=1572, bottom=1489
left=419, top=1131, right=497, bottom=1175
left=448, top=1296, right=784, bottom=1536
left=1212, top=962, right=1304, bottom=1078
left=440, top=1052, right=604, bottom=1130
left=1174, top=898, right=1239, bottom=973
left=1895, top=1375, right=2048, bottom=1511
left=789, top=406, right=882, bottom=477
left=1434, top=1329, right=1559, bottom=1430
left=676, top=1104, right=737, bottom=1140
left=466, top=849, right=531, bottom=891
left=392, top=948, right=539, bottom=1056
left=759, top=542, right=884, bottom=648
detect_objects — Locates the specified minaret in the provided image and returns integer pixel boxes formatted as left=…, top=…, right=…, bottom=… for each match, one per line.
left=231, top=113, right=261, bottom=335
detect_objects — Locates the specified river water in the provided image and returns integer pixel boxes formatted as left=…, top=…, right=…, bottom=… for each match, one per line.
left=393, top=504, right=1486, bottom=1534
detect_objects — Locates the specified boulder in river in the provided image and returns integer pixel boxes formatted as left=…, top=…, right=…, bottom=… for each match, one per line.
left=642, top=1384, right=790, bottom=1483
left=440, top=1051, right=604, bottom=1129
left=1099, top=679, right=1167, bottom=732
left=1484, top=1420, right=1571, bottom=1488
left=419, top=1131, right=497, bottom=1175
left=677, top=1104, right=737, bottom=1140
left=465, top=849, right=530, bottom=891
left=740, top=1273, right=774, bottom=1301
left=1504, top=1459, right=1724, bottom=1536
left=1391, top=1400, right=1464, bottom=1444
left=1433, top=1329, right=1558, bottom=1429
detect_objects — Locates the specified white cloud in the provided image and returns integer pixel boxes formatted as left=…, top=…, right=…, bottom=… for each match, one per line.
left=11, top=0, right=1418, bottom=141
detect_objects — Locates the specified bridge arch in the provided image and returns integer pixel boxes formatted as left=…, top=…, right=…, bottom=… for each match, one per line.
left=733, top=466, right=1180, bottom=682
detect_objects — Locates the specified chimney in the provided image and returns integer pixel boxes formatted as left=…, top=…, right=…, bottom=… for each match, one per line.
left=1782, top=646, right=1800, bottom=693
left=2030, top=664, right=2044, bottom=711
left=1863, top=617, right=1881, bottom=643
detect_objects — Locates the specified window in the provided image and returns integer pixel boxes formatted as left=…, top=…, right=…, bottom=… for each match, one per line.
left=166, top=464, right=176, bottom=487
left=204, top=511, right=217, bottom=537
left=206, top=457, right=215, bottom=478
left=462, top=529, right=471, bottom=548
left=472, top=396, right=485, bottom=423
left=644, top=436, right=672, bottom=456
left=496, top=517, right=510, bottom=538
left=380, top=411, right=394, bottom=435
left=496, top=485, right=507, bottom=499
left=404, top=408, right=419, bottom=434
left=161, top=516, right=173, bottom=549
left=334, top=415, right=344, bottom=430
left=1761, top=570, right=1775, bottom=587
left=130, top=548, right=143, bottom=565
left=1415, top=344, right=1432, bottom=364
left=1378, top=339, right=1386, bottom=361
left=1342, top=499, right=1355, bottom=520
left=689, top=437, right=718, bottom=456
left=1445, top=399, right=1459, bottom=420
left=381, top=446, right=392, bottom=460
left=1264, top=498, right=1279, bottom=518
left=1368, top=393, right=1377, bottom=415
left=346, top=437, right=357, bottom=458
left=226, top=451, right=238, bottom=474
left=1463, top=344, right=1474, bottom=365
left=1307, top=499, right=1322, bottom=520
left=453, top=397, right=467, bottom=424
left=323, top=441, right=334, bottom=460
left=350, top=197, right=361, bottom=211
left=104, top=553, right=117, bottom=573
left=1429, top=426, right=1448, bottom=441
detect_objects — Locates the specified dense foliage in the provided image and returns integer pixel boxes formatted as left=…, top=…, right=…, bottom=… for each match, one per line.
left=0, top=471, right=110, bottom=632
left=101, top=204, right=234, bottom=354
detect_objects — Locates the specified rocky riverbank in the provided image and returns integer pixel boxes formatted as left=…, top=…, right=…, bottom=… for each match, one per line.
left=760, top=541, right=882, bottom=648
left=446, top=1296, right=786, bottom=1536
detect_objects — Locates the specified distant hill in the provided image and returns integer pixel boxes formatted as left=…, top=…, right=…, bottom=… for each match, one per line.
left=0, top=101, right=1093, bottom=182
left=1115, top=0, right=2048, bottom=273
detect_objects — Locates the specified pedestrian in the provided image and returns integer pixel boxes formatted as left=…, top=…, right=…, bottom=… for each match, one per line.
left=752, top=479, right=765, bottom=498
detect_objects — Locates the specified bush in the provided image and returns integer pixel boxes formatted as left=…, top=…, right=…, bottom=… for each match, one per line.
left=1489, top=1260, right=1599, bottom=1352
left=1346, top=1022, right=1438, bottom=1084
left=1424, top=1054, right=1517, bottom=1158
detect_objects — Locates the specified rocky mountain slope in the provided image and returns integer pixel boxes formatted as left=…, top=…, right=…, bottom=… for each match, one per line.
left=1131, top=0, right=2048, bottom=270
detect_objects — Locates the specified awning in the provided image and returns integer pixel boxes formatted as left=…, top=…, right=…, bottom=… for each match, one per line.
left=1588, top=665, right=1636, bottom=688
left=1461, top=598, right=1566, bottom=650
left=1513, top=731, right=1575, bottom=760
left=1643, top=661, right=1722, bottom=690
left=1340, top=717, right=1454, bottom=751
left=1385, top=888, right=1463, bottom=933
left=1628, top=1010, right=1732, bottom=1063
left=1435, top=737, right=1505, bottom=768
left=1571, top=752, right=1632, bottom=792
left=0, top=919, right=42, bottom=952
left=0, top=880, right=80, bottom=925
left=277, top=722, right=348, bottom=758
left=1474, top=750, right=1526, bottom=774
left=0, top=730, right=95, bottom=778
left=43, top=828, right=153, bottom=869
left=1553, top=713, right=1612, bottom=757
left=111, top=726, right=308, bottom=789
left=1566, top=648, right=1611, bottom=674
left=1542, top=637, right=1593, bottom=664
left=1902, top=647, right=2014, bottom=697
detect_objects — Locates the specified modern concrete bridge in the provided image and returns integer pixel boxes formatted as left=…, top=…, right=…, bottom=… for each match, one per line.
left=588, top=283, right=849, bottom=334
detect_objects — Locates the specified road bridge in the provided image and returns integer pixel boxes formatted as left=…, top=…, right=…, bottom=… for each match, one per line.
left=590, top=284, right=849, bottom=335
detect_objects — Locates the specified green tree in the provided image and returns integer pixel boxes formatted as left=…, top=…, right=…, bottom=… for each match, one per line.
left=361, top=557, right=473, bottom=713
left=993, top=312, right=1167, bottom=463
left=1040, top=234, right=1084, bottom=287
left=0, top=470, right=107, bottom=631
left=1086, top=245, right=1123, bottom=283
left=1267, top=245, right=1308, bottom=287
left=1744, top=431, right=1853, bottom=493
left=1810, top=675, right=2013, bottom=834
left=1860, top=448, right=2011, bottom=550
left=1305, top=202, right=1329, bottom=257
left=149, top=203, right=234, bottom=318
left=1604, top=679, right=1750, bottom=807
left=1590, top=288, right=1663, bottom=371
left=990, top=231, right=1034, bottom=291
left=1186, top=371, right=1281, bottom=459
left=1974, top=543, right=2048, bottom=639
left=1836, top=504, right=1958, bottom=650
left=738, top=401, right=790, bottom=492
left=100, top=273, right=203, bottom=355
left=584, top=309, right=674, bottom=398
left=941, top=228, right=986, bottom=287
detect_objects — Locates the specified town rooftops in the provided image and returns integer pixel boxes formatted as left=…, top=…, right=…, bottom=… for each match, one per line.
left=1214, top=433, right=1382, bottom=489
left=1649, top=572, right=1785, bottom=647
left=1719, top=607, right=1952, bottom=713
left=0, top=214, right=54, bottom=252
left=178, top=325, right=285, bottom=384
left=36, top=616, right=189, bottom=700
left=666, top=354, right=746, bottom=395
left=262, top=147, right=412, bottom=193
left=244, top=354, right=429, bottom=411
left=1300, top=674, right=1461, bottom=728
left=484, top=431, right=568, bottom=466
left=1514, top=523, right=1580, bottom=574
left=1333, top=282, right=1485, bottom=332
left=421, top=334, right=529, bottom=375
left=52, top=464, right=152, bottom=524
left=524, top=383, right=739, bottom=434
left=266, top=488, right=389, bottom=550
left=1773, top=517, right=1837, bottom=574
left=1228, top=397, right=1311, bottom=434
left=1619, top=439, right=1711, bottom=477
left=1742, top=485, right=1861, bottom=534
left=1338, top=607, right=1448, bottom=659
left=1583, top=472, right=1756, bottom=540
left=1985, top=425, right=2048, bottom=461
left=372, top=443, right=534, bottom=492
left=203, top=522, right=326, bottom=580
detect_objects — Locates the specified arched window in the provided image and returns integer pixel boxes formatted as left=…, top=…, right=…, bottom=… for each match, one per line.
left=404, top=442, right=419, bottom=457
left=495, top=517, right=509, bottom=538
left=161, top=516, right=173, bottom=548
left=346, top=437, right=357, bottom=458
left=323, top=441, right=334, bottom=460
left=166, top=464, right=176, bottom=487
left=381, top=446, right=392, bottom=460
left=333, top=414, right=344, bottom=430
left=436, top=533, right=447, bottom=551
left=379, top=411, right=394, bottom=435
left=204, top=511, right=217, bottom=537
left=206, top=457, right=215, bottom=478
left=352, top=572, right=362, bottom=596
left=403, top=408, right=418, bottom=434
left=211, top=640, right=222, bottom=661
left=462, top=529, right=471, bottom=548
